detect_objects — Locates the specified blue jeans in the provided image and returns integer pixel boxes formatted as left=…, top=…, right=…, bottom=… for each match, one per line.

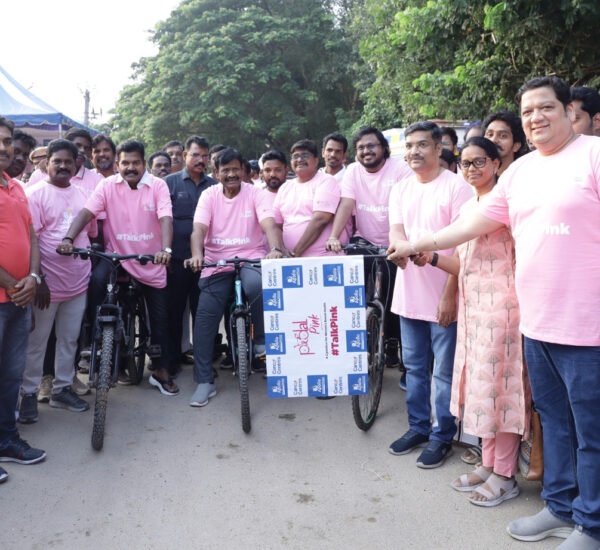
left=524, top=337, right=600, bottom=541
left=0, top=302, right=31, bottom=445
left=400, top=316, right=457, bottom=443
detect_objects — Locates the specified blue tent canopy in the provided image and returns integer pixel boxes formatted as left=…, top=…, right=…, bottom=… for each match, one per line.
left=0, top=65, right=97, bottom=134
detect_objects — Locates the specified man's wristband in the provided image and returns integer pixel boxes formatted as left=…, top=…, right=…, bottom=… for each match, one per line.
left=162, top=247, right=172, bottom=254
left=430, top=252, right=439, bottom=267
left=62, top=236, right=74, bottom=243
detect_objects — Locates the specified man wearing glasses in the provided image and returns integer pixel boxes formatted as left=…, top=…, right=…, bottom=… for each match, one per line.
left=273, top=139, right=341, bottom=258
left=165, top=136, right=217, bottom=377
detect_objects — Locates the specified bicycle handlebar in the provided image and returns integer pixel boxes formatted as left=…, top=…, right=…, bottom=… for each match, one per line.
left=341, top=242, right=389, bottom=257
left=58, top=247, right=156, bottom=265
left=199, top=257, right=262, bottom=269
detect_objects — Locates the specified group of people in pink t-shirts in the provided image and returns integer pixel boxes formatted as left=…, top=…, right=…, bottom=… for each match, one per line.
left=1, top=74, right=600, bottom=550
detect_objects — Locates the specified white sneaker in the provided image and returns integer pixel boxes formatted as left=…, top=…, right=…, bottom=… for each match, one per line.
left=72, top=374, right=91, bottom=396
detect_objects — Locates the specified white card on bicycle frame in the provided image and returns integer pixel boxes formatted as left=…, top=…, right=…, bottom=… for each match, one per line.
left=262, top=256, right=368, bottom=398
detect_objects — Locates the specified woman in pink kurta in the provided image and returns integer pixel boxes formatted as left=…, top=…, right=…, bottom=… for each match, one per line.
left=415, top=138, right=530, bottom=507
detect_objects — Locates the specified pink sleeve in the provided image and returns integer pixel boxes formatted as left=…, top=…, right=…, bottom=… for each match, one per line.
left=313, top=177, right=340, bottom=214
left=254, top=187, right=274, bottom=222
left=85, top=180, right=107, bottom=217
left=388, top=183, right=403, bottom=225
left=272, top=187, right=284, bottom=224
left=340, top=167, right=356, bottom=200
left=27, top=191, right=44, bottom=236
left=193, top=187, right=213, bottom=227
left=155, top=179, right=173, bottom=218
left=450, top=180, right=474, bottom=223
left=479, top=177, right=510, bottom=225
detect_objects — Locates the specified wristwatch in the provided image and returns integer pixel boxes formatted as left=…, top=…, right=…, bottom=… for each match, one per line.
left=162, top=247, right=172, bottom=254
left=29, top=272, right=44, bottom=285
left=270, top=247, right=283, bottom=253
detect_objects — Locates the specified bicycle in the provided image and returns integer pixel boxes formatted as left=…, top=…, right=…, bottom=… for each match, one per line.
left=342, top=241, right=390, bottom=431
left=58, top=246, right=156, bottom=450
left=191, top=257, right=262, bottom=434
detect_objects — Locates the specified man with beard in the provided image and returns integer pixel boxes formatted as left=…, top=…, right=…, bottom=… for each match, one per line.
left=148, top=151, right=171, bottom=179
left=483, top=111, right=526, bottom=176
left=260, top=150, right=288, bottom=208
left=327, top=126, right=413, bottom=368
left=65, top=129, right=103, bottom=195
left=165, top=136, right=217, bottom=376
left=164, top=140, right=184, bottom=174
left=570, top=86, right=600, bottom=137
left=58, top=140, right=178, bottom=395
left=6, top=130, right=36, bottom=185
left=320, top=133, right=348, bottom=181
left=91, top=134, right=117, bottom=179
left=186, top=148, right=284, bottom=406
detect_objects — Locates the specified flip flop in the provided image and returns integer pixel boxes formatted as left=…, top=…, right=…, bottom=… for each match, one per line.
left=469, top=474, right=520, bottom=507
left=460, top=445, right=482, bottom=465
left=149, top=374, right=180, bottom=396
left=451, top=465, right=492, bottom=492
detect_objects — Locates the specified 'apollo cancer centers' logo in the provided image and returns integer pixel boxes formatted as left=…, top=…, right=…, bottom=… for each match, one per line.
left=263, top=289, right=284, bottom=311
left=268, top=376, right=288, bottom=398
left=344, top=286, right=365, bottom=308
left=265, top=333, right=286, bottom=355
left=323, top=264, right=344, bottom=286
left=307, top=375, right=328, bottom=397
left=282, top=265, right=303, bottom=288
left=348, top=374, right=368, bottom=395
left=346, top=330, right=367, bottom=352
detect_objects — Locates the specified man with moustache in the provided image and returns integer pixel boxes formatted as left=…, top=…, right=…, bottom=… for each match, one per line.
left=320, top=133, right=348, bottom=181
left=91, top=134, right=117, bottom=179
left=165, top=136, right=217, bottom=376
left=163, top=140, right=184, bottom=174
left=260, top=150, right=288, bottom=207
left=5, top=130, right=36, bottom=185
left=483, top=111, right=526, bottom=176
left=65, top=129, right=103, bottom=195
left=148, top=151, right=171, bottom=179
left=58, top=140, right=178, bottom=396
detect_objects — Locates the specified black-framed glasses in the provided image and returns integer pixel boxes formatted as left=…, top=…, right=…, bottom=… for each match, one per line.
left=459, top=157, right=490, bottom=169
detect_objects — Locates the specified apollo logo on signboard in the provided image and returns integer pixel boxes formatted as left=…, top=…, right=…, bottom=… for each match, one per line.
left=348, top=373, right=368, bottom=395
left=346, top=330, right=367, bottom=352
left=344, top=286, right=365, bottom=308
left=282, top=265, right=303, bottom=288
left=263, top=289, right=284, bottom=311
left=265, top=332, right=286, bottom=355
left=268, top=376, right=288, bottom=398
left=322, top=264, right=344, bottom=286
left=307, top=375, right=328, bottom=397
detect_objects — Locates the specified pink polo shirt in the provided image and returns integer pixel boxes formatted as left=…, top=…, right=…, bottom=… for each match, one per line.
left=273, top=171, right=341, bottom=257
left=85, top=171, right=172, bottom=288
left=71, top=166, right=103, bottom=196
left=26, top=182, right=96, bottom=302
left=390, top=169, right=472, bottom=322
left=341, top=157, right=413, bottom=246
left=193, top=182, right=273, bottom=277
left=480, top=135, right=600, bottom=346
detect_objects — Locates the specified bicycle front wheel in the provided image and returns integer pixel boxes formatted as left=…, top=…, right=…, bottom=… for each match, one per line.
left=124, top=302, right=148, bottom=385
left=352, top=307, right=385, bottom=431
left=92, top=325, right=114, bottom=450
left=235, top=316, right=251, bottom=433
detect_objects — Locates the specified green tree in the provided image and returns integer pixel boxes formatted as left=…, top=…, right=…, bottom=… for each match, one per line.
left=354, top=0, right=600, bottom=126
left=109, top=0, right=360, bottom=156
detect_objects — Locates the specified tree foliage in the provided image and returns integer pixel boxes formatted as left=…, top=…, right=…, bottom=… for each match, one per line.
left=354, top=0, right=600, bottom=127
left=109, top=0, right=360, bottom=156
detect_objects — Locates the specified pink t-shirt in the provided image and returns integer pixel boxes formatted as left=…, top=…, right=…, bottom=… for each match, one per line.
left=341, top=157, right=413, bottom=246
left=26, top=181, right=96, bottom=302
left=27, top=168, right=47, bottom=186
left=480, top=135, right=600, bottom=346
left=390, top=169, right=472, bottom=321
left=260, top=188, right=278, bottom=210
left=85, top=171, right=172, bottom=288
left=273, top=171, right=340, bottom=257
left=194, top=182, right=273, bottom=277
left=71, top=166, right=103, bottom=196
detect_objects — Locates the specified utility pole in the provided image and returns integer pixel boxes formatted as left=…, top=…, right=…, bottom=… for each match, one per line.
left=83, top=89, right=91, bottom=126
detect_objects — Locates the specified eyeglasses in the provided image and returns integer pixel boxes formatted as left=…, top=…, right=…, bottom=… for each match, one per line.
left=459, top=157, right=490, bottom=169
left=291, top=153, right=313, bottom=161
left=356, top=143, right=380, bottom=153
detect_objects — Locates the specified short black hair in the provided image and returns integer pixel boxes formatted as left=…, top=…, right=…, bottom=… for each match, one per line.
left=405, top=121, right=443, bottom=144
left=214, top=147, right=243, bottom=170
left=352, top=126, right=391, bottom=159
left=65, top=128, right=92, bottom=144
left=440, top=126, right=458, bottom=146
left=209, top=144, right=226, bottom=156
left=47, top=138, right=79, bottom=162
left=116, top=140, right=145, bottom=160
left=460, top=136, right=502, bottom=164
left=0, top=116, right=15, bottom=135
left=482, top=110, right=526, bottom=158
left=516, top=76, right=571, bottom=109
left=262, top=149, right=287, bottom=166
left=184, top=135, right=209, bottom=151
left=440, top=148, right=457, bottom=168
left=571, top=86, right=600, bottom=118
left=163, top=140, right=184, bottom=151
left=12, top=130, right=37, bottom=150
left=148, top=150, right=171, bottom=168
left=92, top=133, right=116, bottom=155
left=290, top=139, right=318, bottom=158
left=322, top=132, right=348, bottom=153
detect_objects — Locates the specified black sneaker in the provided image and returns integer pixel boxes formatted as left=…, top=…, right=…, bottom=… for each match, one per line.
left=0, top=436, right=46, bottom=464
left=220, top=353, right=234, bottom=370
left=389, top=429, right=429, bottom=455
left=49, top=387, right=90, bottom=412
left=0, top=466, right=7, bottom=482
left=18, top=393, right=39, bottom=424
left=251, top=355, right=266, bottom=373
left=384, top=338, right=401, bottom=368
left=416, top=441, right=453, bottom=469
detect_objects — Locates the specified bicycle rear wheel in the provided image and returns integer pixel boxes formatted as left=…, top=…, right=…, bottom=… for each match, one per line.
left=92, top=325, right=114, bottom=450
left=352, top=307, right=385, bottom=431
left=235, top=316, right=251, bottom=433
left=124, top=301, right=148, bottom=385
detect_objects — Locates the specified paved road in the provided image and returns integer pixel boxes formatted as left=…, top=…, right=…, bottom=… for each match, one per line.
left=2, top=365, right=555, bottom=550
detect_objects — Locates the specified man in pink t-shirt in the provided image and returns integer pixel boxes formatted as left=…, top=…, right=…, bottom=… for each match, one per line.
left=260, top=149, right=288, bottom=209
left=387, top=77, right=600, bottom=546
left=58, top=140, right=178, bottom=396
left=387, top=122, right=472, bottom=469
left=273, top=139, right=341, bottom=258
left=327, top=126, right=414, bottom=368
left=186, top=148, right=285, bottom=407
left=19, top=139, right=95, bottom=422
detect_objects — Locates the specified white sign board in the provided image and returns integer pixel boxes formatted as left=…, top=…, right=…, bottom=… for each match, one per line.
left=262, top=256, right=369, bottom=398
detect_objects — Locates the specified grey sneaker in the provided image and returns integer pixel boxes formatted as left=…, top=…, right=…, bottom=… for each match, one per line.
left=556, top=528, right=600, bottom=549
left=507, top=506, right=574, bottom=542
left=72, top=374, right=91, bottom=396
left=18, top=394, right=39, bottom=424
left=37, top=375, right=52, bottom=403
left=49, top=387, right=90, bottom=412
left=0, top=466, right=7, bottom=483
left=189, top=383, right=217, bottom=407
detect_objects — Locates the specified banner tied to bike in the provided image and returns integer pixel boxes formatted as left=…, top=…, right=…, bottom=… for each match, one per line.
left=262, top=256, right=368, bottom=398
